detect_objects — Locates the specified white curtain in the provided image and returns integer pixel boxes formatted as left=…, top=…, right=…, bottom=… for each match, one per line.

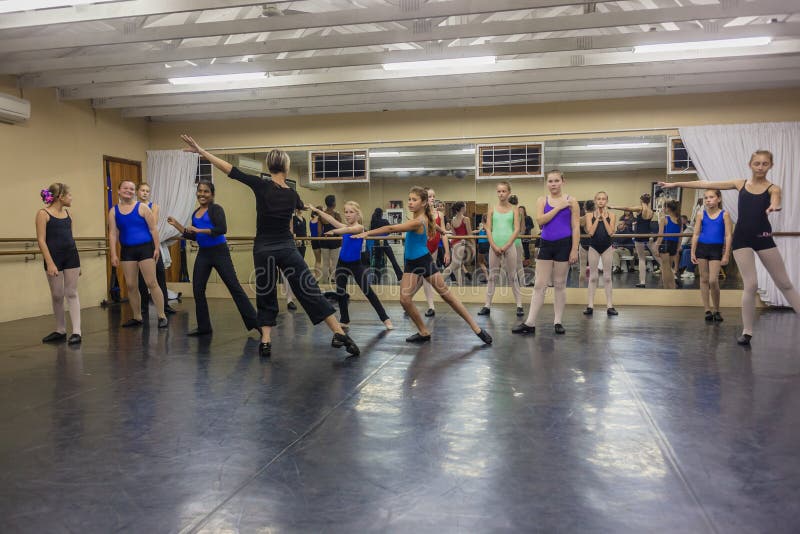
left=679, top=122, right=800, bottom=306
left=146, top=150, right=199, bottom=267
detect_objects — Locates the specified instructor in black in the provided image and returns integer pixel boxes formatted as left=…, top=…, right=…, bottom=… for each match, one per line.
left=180, top=135, right=359, bottom=357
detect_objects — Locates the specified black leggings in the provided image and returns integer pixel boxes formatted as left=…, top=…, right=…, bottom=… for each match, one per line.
left=193, top=244, right=258, bottom=332
left=374, top=242, right=403, bottom=281
left=253, top=242, right=334, bottom=326
left=138, top=254, right=169, bottom=313
left=335, top=259, right=389, bottom=324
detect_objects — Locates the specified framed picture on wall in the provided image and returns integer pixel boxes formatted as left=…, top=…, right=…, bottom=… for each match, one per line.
left=386, top=208, right=404, bottom=225
left=651, top=181, right=681, bottom=209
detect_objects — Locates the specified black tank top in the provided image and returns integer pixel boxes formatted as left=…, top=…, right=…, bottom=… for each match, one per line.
left=43, top=210, right=76, bottom=251
left=636, top=212, right=653, bottom=233
left=734, top=184, right=773, bottom=240
left=590, top=215, right=612, bottom=249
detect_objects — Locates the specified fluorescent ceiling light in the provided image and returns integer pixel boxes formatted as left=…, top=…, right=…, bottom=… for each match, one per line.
left=382, top=56, right=496, bottom=71
left=168, top=72, right=266, bottom=85
left=634, top=37, right=771, bottom=54
left=0, top=0, right=116, bottom=13
left=585, top=142, right=652, bottom=149
left=373, top=167, right=474, bottom=172
left=370, top=149, right=476, bottom=158
left=558, top=161, right=661, bottom=167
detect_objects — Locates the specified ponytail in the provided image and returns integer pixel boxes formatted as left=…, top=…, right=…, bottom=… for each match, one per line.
left=409, top=186, right=435, bottom=238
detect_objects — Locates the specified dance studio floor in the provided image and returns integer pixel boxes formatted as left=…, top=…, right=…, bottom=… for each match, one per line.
left=1, top=301, right=799, bottom=533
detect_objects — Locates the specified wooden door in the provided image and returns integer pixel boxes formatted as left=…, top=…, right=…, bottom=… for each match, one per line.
left=104, top=156, right=142, bottom=300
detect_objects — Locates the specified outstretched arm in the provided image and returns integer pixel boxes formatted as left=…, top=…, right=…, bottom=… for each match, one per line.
left=658, top=179, right=743, bottom=191
left=307, top=204, right=346, bottom=229
left=609, top=205, right=642, bottom=213
left=352, top=218, right=423, bottom=239
left=327, top=223, right=364, bottom=236
left=181, top=135, right=232, bottom=175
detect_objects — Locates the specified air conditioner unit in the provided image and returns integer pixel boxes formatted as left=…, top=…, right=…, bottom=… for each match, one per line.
left=0, top=93, right=30, bottom=124
left=236, top=155, right=263, bottom=173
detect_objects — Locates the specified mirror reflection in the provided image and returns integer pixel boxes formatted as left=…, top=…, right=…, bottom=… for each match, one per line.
left=200, top=135, right=742, bottom=291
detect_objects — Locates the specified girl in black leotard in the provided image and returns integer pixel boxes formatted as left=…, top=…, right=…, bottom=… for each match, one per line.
left=660, top=150, right=800, bottom=346
left=583, top=191, right=618, bottom=316
left=611, top=193, right=661, bottom=287
left=36, top=183, right=82, bottom=345
left=181, top=135, right=358, bottom=357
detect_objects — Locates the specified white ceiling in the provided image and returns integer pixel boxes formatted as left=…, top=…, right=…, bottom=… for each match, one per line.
left=1, top=0, right=798, bottom=122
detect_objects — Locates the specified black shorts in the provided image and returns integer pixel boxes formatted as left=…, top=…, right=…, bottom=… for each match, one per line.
left=477, top=242, right=489, bottom=255
left=659, top=241, right=679, bottom=256
left=732, top=234, right=776, bottom=251
left=404, top=253, right=438, bottom=278
left=311, top=239, right=322, bottom=250
left=121, top=242, right=155, bottom=262
left=695, top=242, right=724, bottom=261
left=538, top=237, right=572, bottom=262
left=45, top=247, right=80, bottom=271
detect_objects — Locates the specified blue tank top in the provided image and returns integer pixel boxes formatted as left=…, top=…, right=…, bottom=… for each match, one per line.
left=698, top=209, right=725, bottom=245
left=664, top=215, right=680, bottom=242
left=340, top=234, right=362, bottom=262
left=541, top=197, right=572, bottom=241
left=405, top=220, right=429, bottom=261
left=114, top=202, right=151, bottom=246
left=309, top=220, right=319, bottom=237
left=477, top=228, right=488, bottom=244
left=192, top=208, right=227, bottom=248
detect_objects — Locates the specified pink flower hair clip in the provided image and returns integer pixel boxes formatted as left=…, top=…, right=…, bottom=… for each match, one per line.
left=41, top=189, right=54, bottom=205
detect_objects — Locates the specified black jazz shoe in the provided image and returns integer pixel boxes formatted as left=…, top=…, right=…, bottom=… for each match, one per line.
left=405, top=333, right=431, bottom=343
left=42, top=331, right=67, bottom=343
left=511, top=323, right=535, bottom=335
left=424, top=308, right=436, bottom=317
left=737, top=334, right=752, bottom=346
left=121, top=319, right=143, bottom=328
left=332, top=333, right=360, bottom=355
left=554, top=323, right=566, bottom=335
left=287, top=301, right=297, bottom=311
left=67, top=334, right=82, bottom=345
left=476, top=329, right=493, bottom=345
left=158, top=317, right=169, bottom=329
left=477, top=307, right=490, bottom=316
left=516, top=307, right=524, bottom=317
left=583, top=307, right=593, bottom=315
left=713, top=312, right=724, bottom=323
left=259, top=342, right=272, bottom=357
left=705, top=311, right=714, bottom=322
left=606, top=308, right=619, bottom=316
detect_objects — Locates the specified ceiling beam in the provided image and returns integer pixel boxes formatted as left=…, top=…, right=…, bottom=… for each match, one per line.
left=0, top=1, right=296, bottom=31
left=19, top=22, right=800, bottom=88
left=0, top=0, right=593, bottom=52
left=147, top=80, right=800, bottom=122
left=98, top=54, right=800, bottom=111
left=119, top=65, right=800, bottom=118
left=61, top=39, right=800, bottom=100
left=3, top=0, right=796, bottom=74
